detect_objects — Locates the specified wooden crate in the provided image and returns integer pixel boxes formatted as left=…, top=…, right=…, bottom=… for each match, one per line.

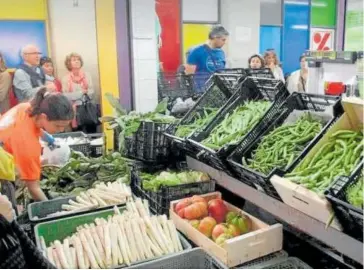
left=270, top=98, right=364, bottom=231
left=169, top=192, right=283, bottom=267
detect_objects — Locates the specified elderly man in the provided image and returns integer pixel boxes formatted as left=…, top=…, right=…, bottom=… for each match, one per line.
left=13, top=44, right=56, bottom=102
left=186, top=25, right=229, bottom=92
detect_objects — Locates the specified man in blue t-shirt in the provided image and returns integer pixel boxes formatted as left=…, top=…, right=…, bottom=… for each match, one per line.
left=186, top=25, right=229, bottom=92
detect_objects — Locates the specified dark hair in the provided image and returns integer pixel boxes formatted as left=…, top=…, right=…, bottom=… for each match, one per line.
left=40, top=56, right=53, bottom=66
left=208, top=25, right=229, bottom=39
left=29, top=88, right=74, bottom=121
left=248, top=54, right=265, bottom=67
left=299, top=54, right=306, bottom=62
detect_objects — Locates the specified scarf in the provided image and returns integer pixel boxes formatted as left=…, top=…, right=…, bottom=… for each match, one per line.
left=67, top=70, right=88, bottom=92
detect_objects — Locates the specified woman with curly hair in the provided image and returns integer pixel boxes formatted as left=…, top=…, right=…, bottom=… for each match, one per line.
left=264, top=50, right=285, bottom=83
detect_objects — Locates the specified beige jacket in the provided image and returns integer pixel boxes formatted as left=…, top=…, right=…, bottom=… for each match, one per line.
left=0, top=71, right=11, bottom=114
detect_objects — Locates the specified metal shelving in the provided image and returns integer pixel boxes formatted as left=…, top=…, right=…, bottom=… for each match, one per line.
left=186, top=157, right=364, bottom=265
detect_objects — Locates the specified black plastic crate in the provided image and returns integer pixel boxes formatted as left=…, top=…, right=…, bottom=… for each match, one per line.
left=131, top=166, right=216, bottom=216
left=53, top=131, right=90, bottom=155
left=88, top=133, right=103, bottom=157
left=325, top=162, right=363, bottom=242
left=227, top=92, right=342, bottom=199
left=158, top=72, right=195, bottom=102
left=123, top=121, right=171, bottom=163
left=246, top=68, right=275, bottom=79
left=187, top=77, right=290, bottom=172
left=164, top=74, right=245, bottom=157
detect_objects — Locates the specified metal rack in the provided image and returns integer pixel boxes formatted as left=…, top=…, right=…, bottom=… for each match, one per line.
left=186, top=157, right=363, bottom=265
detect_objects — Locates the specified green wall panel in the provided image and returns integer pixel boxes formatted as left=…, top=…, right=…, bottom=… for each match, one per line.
left=311, top=0, right=337, bottom=27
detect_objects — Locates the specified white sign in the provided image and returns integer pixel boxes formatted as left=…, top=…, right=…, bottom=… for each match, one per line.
left=310, top=28, right=335, bottom=51
left=235, top=27, right=252, bottom=42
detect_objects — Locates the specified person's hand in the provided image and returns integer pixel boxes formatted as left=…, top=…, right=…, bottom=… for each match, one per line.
left=0, top=194, right=15, bottom=222
left=268, top=62, right=275, bottom=70
left=46, top=82, right=57, bottom=92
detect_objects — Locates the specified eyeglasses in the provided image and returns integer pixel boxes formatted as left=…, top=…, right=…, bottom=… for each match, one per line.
left=25, top=52, right=42, bottom=55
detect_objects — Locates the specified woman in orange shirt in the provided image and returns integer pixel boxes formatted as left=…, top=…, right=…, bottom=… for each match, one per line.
left=0, top=88, right=74, bottom=201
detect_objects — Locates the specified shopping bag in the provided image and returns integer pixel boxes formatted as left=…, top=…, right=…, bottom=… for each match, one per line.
left=0, top=145, right=15, bottom=182
left=76, top=94, right=99, bottom=126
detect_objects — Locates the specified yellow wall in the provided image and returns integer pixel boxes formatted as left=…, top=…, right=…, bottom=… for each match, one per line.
left=183, top=24, right=212, bottom=63
left=95, top=0, right=119, bottom=151
left=0, top=0, right=47, bottom=19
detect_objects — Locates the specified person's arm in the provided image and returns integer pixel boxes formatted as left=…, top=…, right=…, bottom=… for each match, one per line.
left=278, top=66, right=285, bottom=83
left=13, top=70, right=42, bottom=101
left=24, top=181, right=47, bottom=201
left=186, top=49, right=199, bottom=74
left=0, top=72, right=11, bottom=102
left=286, top=71, right=298, bottom=93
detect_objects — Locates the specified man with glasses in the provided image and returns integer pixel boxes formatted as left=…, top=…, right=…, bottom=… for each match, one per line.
left=13, top=44, right=56, bottom=102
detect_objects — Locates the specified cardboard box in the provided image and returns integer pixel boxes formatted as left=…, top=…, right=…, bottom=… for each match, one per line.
left=169, top=192, right=283, bottom=267
left=271, top=97, right=364, bottom=230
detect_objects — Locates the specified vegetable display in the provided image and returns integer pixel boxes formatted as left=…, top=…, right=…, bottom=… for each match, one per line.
left=37, top=182, right=132, bottom=219
left=201, top=101, right=271, bottom=150
left=39, top=199, right=183, bottom=268
left=286, top=130, right=363, bottom=193
left=174, top=195, right=252, bottom=246
left=140, top=170, right=211, bottom=192
left=41, top=152, right=130, bottom=198
left=174, top=108, right=218, bottom=138
left=346, top=172, right=363, bottom=209
left=243, top=113, right=323, bottom=175
left=103, top=94, right=176, bottom=152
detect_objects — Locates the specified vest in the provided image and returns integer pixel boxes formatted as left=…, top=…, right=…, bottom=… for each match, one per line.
left=13, top=64, right=46, bottom=102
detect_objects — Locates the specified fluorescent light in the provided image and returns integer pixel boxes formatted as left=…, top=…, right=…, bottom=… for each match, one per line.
left=291, top=24, right=308, bottom=29
left=285, top=0, right=309, bottom=5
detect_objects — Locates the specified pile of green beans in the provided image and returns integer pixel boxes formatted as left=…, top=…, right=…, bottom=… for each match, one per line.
left=243, top=113, right=322, bottom=175
left=201, top=101, right=271, bottom=150
left=286, top=130, right=363, bottom=194
left=175, top=108, right=218, bottom=138
left=346, top=171, right=363, bottom=208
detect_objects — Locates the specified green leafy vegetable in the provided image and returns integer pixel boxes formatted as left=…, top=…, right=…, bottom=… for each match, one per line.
left=346, top=172, right=363, bottom=208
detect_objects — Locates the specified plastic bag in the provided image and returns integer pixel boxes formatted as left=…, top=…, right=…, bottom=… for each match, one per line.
left=41, top=142, right=71, bottom=166
left=0, top=147, right=15, bottom=182
left=76, top=94, right=99, bottom=126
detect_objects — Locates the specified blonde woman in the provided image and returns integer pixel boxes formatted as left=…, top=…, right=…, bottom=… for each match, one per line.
left=264, top=50, right=285, bottom=83
left=0, top=52, right=12, bottom=114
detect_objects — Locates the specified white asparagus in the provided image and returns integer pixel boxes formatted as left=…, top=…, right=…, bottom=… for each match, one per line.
left=133, top=219, right=153, bottom=259
left=130, top=219, right=146, bottom=260
left=93, top=190, right=125, bottom=203
left=115, top=219, right=130, bottom=266
left=80, top=192, right=93, bottom=203
left=137, top=218, right=155, bottom=258
left=84, top=245, right=90, bottom=269
left=135, top=199, right=148, bottom=218
left=62, top=204, right=82, bottom=211
left=54, top=240, right=70, bottom=269
left=70, top=247, right=77, bottom=269
left=83, top=228, right=104, bottom=268
left=76, top=196, right=94, bottom=206
left=117, top=216, right=133, bottom=264
left=159, top=215, right=174, bottom=251
left=95, top=224, right=105, bottom=250
left=114, top=206, right=121, bottom=215
left=52, top=248, right=62, bottom=269
left=130, top=201, right=139, bottom=217
left=109, top=222, right=120, bottom=266
left=124, top=219, right=140, bottom=262
left=46, top=247, right=55, bottom=266
left=95, top=185, right=129, bottom=197
left=63, top=238, right=72, bottom=268
left=145, top=232, right=164, bottom=257
left=151, top=216, right=173, bottom=253
left=68, top=199, right=89, bottom=208
left=88, top=190, right=108, bottom=207
left=167, top=220, right=183, bottom=252
left=144, top=217, right=167, bottom=254
left=89, top=224, right=105, bottom=262
left=73, top=235, right=86, bottom=269
left=103, top=223, right=112, bottom=267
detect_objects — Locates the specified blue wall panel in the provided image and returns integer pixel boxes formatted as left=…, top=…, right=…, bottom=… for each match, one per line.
left=282, top=0, right=310, bottom=74
left=0, top=20, right=48, bottom=68
left=260, top=26, right=282, bottom=61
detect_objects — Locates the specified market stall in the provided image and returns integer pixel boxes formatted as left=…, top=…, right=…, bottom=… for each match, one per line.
left=1, top=65, right=363, bottom=269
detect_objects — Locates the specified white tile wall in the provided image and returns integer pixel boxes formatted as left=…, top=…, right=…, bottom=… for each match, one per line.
left=130, top=0, right=158, bottom=113
left=221, top=0, right=261, bottom=68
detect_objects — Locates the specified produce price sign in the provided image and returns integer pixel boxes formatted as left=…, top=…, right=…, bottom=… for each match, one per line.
left=310, top=28, right=335, bottom=51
